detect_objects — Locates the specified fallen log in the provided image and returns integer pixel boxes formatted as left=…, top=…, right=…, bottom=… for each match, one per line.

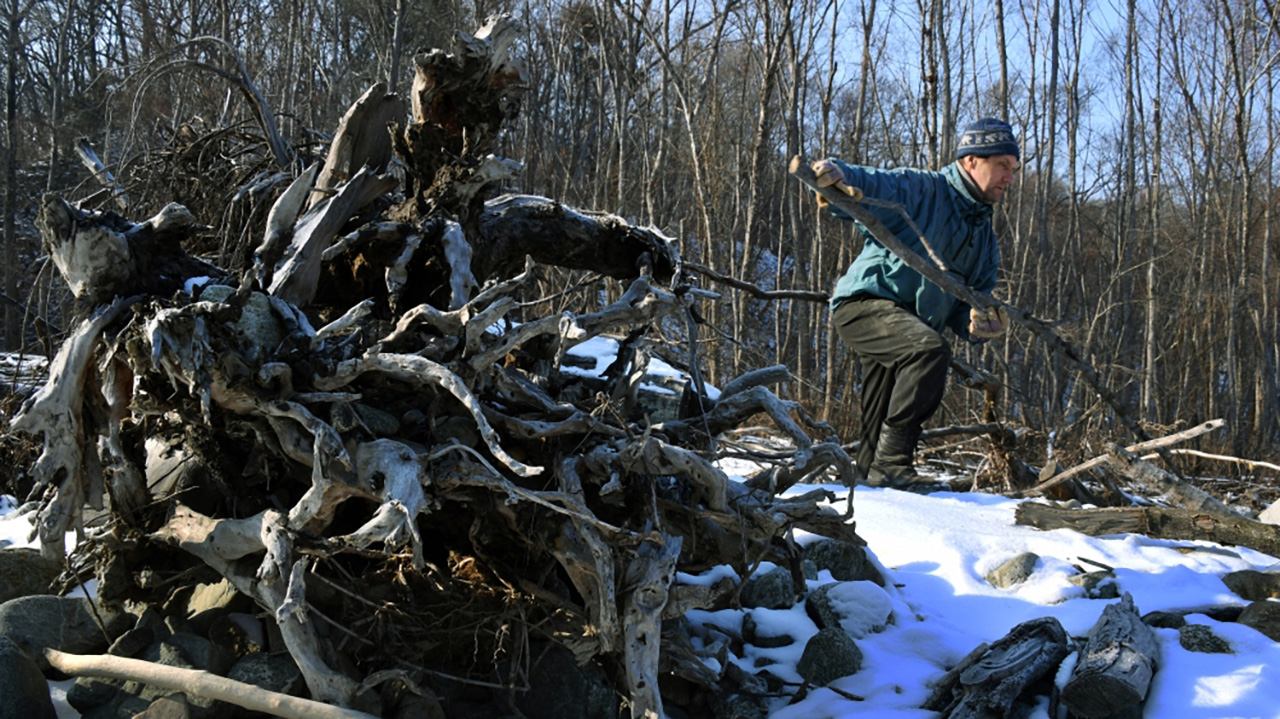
left=1015, top=502, right=1280, bottom=558
left=1061, top=593, right=1159, bottom=718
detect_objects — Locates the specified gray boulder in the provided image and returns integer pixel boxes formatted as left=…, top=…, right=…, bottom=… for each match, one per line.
left=802, top=539, right=883, bottom=586
left=739, top=567, right=795, bottom=610
left=227, top=652, right=304, bottom=697
left=0, top=595, right=130, bottom=662
left=1068, top=570, right=1119, bottom=599
left=741, top=612, right=794, bottom=648
left=1142, top=611, right=1186, bottom=629
left=1237, top=600, right=1280, bottom=642
left=0, top=548, right=61, bottom=603
left=512, top=644, right=615, bottom=719
left=805, top=581, right=893, bottom=638
left=0, top=636, right=57, bottom=719
left=796, top=627, right=863, bottom=686
left=1179, top=624, right=1232, bottom=654
left=985, top=552, right=1039, bottom=589
left=1222, top=570, right=1280, bottom=602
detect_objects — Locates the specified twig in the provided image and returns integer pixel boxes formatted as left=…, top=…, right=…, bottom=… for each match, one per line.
left=682, top=260, right=829, bottom=302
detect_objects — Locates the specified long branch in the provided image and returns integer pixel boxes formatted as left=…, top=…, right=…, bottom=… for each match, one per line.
left=44, top=648, right=377, bottom=719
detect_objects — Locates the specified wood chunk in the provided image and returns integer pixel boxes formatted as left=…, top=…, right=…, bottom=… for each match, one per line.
left=1062, top=593, right=1159, bottom=718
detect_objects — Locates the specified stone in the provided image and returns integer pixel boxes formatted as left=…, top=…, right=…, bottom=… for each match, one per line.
left=802, top=539, right=883, bottom=586
left=0, top=636, right=57, bottom=719
left=805, top=581, right=893, bottom=638
left=742, top=611, right=793, bottom=648
left=1222, top=570, right=1280, bottom=602
left=1142, top=611, right=1186, bottom=630
left=1178, top=624, right=1232, bottom=653
left=1258, top=500, right=1280, bottom=525
left=711, top=692, right=767, bottom=719
left=227, top=652, right=305, bottom=697
left=739, top=567, right=795, bottom=610
left=1237, top=600, right=1280, bottom=642
left=133, top=695, right=192, bottom=719
left=0, top=595, right=130, bottom=664
left=0, top=548, right=62, bottom=603
left=1068, top=570, right=1119, bottom=599
left=512, top=644, right=615, bottom=719
left=985, top=552, right=1039, bottom=589
left=796, top=627, right=863, bottom=686
left=198, top=285, right=282, bottom=357
left=80, top=692, right=152, bottom=719
left=67, top=676, right=124, bottom=712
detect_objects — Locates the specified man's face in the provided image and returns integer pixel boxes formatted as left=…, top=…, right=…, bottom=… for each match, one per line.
left=961, top=154, right=1019, bottom=203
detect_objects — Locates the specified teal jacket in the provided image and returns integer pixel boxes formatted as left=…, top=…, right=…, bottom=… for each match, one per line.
left=826, top=160, right=999, bottom=341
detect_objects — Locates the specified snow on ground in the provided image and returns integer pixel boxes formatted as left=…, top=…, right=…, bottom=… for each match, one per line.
left=6, top=482, right=1278, bottom=718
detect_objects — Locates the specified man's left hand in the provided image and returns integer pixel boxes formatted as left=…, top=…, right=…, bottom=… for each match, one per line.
left=969, top=305, right=1010, bottom=339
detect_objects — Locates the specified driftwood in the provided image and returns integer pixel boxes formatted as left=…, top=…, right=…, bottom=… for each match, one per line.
left=1015, top=502, right=1280, bottom=557
left=1015, top=419, right=1225, bottom=497
left=45, top=648, right=377, bottom=719
left=7, top=17, right=865, bottom=719
left=922, top=616, right=1071, bottom=718
left=1061, top=593, right=1159, bottom=718
left=1103, top=443, right=1242, bottom=518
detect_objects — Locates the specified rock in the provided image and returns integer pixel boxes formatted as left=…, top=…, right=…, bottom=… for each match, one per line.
left=227, top=652, right=305, bottom=697
left=68, top=676, right=124, bottom=713
left=1237, top=600, right=1280, bottom=641
left=512, top=644, right=615, bottom=719
left=0, top=636, right=57, bottom=719
left=1222, top=570, right=1280, bottom=602
left=108, top=626, right=158, bottom=659
left=0, top=595, right=131, bottom=664
left=1142, top=611, right=1186, bottom=629
left=0, top=548, right=62, bottom=603
left=802, top=539, right=883, bottom=586
left=985, top=552, right=1039, bottom=589
left=133, top=695, right=192, bottom=719
left=1068, top=570, right=1119, bottom=599
left=739, top=567, right=795, bottom=610
left=116, top=633, right=234, bottom=719
left=711, top=692, right=767, bottom=719
left=1258, top=500, right=1280, bottom=525
left=209, top=612, right=267, bottom=656
left=1178, top=624, right=1232, bottom=653
left=80, top=692, right=152, bottom=719
left=804, top=581, right=893, bottom=638
left=741, top=612, right=793, bottom=648
left=198, top=285, right=282, bottom=357
left=185, top=579, right=242, bottom=617
left=796, top=627, right=863, bottom=686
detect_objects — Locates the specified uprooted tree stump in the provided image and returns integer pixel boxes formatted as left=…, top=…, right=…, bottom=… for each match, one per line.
left=7, top=16, right=862, bottom=718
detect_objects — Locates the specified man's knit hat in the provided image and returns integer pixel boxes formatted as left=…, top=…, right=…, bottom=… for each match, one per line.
left=956, top=118, right=1020, bottom=161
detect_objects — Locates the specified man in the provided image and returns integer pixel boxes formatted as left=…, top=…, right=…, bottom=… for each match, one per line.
left=814, top=117, right=1018, bottom=487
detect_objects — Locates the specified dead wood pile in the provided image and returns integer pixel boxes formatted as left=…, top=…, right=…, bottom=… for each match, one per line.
left=5, top=17, right=861, bottom=718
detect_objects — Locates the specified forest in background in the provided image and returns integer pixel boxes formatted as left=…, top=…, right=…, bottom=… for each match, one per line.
left=1, top=0, right=1277, bottom=468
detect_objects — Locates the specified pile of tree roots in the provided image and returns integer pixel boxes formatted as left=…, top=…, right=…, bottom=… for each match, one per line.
left=6, top=17, right=864, bottom=718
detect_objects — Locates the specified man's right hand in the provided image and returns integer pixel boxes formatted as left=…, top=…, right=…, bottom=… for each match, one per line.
left=813, top=159, right=846, bottom=188
left=811, top=159, right=860, bottom=207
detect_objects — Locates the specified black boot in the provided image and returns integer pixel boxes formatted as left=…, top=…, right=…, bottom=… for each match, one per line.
left=867, top=423, right=922, bottom=487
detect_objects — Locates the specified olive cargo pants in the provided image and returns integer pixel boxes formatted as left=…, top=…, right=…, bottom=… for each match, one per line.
left=831, top=296, right=951, bottom=478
